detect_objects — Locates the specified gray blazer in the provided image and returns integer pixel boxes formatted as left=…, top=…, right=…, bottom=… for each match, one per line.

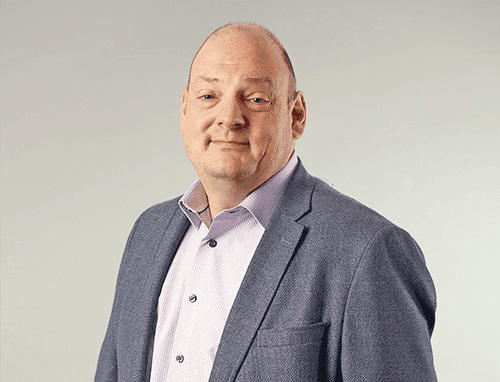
left=95, top=160, right=437, bottom=381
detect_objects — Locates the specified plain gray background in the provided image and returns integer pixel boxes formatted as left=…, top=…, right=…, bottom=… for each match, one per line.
left=1, top=0, right=499, bottom=381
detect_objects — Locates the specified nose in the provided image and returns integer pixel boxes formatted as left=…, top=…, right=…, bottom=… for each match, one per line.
left=217, top=96, right=245, bottom=130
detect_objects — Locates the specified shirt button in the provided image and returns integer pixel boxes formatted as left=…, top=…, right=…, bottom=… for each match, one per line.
left=208, top=239, right=217, bottom=248
left=188, top=294, right=197, bottom=303
left=176, top=354, right=184, bottom=363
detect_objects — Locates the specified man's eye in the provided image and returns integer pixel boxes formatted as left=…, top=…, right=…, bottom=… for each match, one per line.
left=202, top=94, right=214, bottom=100
left=251, top=98, right=264, bottom=103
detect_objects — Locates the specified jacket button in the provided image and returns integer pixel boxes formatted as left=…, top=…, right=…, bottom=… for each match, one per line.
left=188, top=294, right=197, bottom=303
left=208, top=239, right=217, bottom=247
left=176, top=354, right=184, bottom=363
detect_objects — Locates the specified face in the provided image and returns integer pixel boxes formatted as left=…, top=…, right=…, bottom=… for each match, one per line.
left=180, top=30, right=305, bottom=189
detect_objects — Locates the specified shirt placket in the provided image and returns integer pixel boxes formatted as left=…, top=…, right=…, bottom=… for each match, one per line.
left=167, top=226, right=219, bottom=381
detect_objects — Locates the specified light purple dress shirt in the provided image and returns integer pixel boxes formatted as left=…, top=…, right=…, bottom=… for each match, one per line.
left=149, top=152, right=298, bottom=382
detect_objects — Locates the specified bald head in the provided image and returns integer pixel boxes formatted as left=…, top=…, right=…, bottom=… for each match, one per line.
left=188, top=23, right=297, bottom=106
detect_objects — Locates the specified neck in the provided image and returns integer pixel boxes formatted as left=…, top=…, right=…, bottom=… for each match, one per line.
left=200, top=176, right=259, bottom=220
left=197, top=151, right=295, bottom=223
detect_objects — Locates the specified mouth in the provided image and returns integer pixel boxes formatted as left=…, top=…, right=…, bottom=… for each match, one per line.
left=211, top=140, right=250, bottom=148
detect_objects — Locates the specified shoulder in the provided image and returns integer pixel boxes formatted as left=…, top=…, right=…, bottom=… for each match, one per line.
left=281, top=160, right=410, bottom=255
left=132, top=196, right=183, bottom=229
left=140, top=196, right=182, bottom=220
left=293, top=167, right=433, bottom=279
left=117, top=196, right=187, bottom=273
left=123, top=196, right=184, bottom=254
left=304, top=174, right=395, bottom=243
left=307, top=176, right=434, bottom=294
left=288, top=160, right=392, bottom=233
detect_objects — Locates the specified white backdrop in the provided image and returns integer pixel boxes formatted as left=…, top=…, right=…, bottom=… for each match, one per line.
left=1, top=1, right=499, bottom=381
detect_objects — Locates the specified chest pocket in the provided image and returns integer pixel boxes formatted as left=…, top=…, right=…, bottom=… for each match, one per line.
left=237, top=322, right=329, bottom=382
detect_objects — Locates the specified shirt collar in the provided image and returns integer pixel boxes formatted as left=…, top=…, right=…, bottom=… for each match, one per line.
left=179, top=152, right=298, bottom=229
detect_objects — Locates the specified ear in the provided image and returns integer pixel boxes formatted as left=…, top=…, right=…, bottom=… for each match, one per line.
left=290, top=90, right=306, bottom=140
left=180, top=86, right=188, bottom=128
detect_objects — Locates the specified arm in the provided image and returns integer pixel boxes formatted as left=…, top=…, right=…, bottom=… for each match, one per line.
left=94, top=218, right=141, bottom=382
left=341, top=225, right=437, bottom=381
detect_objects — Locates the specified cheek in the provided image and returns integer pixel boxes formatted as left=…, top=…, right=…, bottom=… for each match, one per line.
left=185, top=104, right=213, bottom=128
left=249, top=125, right=273, bottom=153
left=181, top=121, right=201, bottom=148
left=182, top=113, right=210, bottom=140
left=252, top=115, right=287, bottom=148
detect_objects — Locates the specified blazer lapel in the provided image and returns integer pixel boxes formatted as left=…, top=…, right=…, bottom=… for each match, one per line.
left=124, top=203, right=191, bottom=379
left=209, top=161, right=314, bottom=382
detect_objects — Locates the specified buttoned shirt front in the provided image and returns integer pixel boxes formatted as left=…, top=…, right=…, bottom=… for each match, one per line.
left=149, top=152, right=298, bottom=382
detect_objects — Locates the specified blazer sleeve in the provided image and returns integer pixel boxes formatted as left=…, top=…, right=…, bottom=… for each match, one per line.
left=341, top=225, right=437, bottom=381
left=94, top=217, right=141, bottom=382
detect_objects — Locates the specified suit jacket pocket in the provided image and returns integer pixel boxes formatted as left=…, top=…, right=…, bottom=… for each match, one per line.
left=238, top=322, right=329, bottom=382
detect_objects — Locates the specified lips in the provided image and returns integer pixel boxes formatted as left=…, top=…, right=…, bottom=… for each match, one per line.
left=211, top=140, right=249, bottom=146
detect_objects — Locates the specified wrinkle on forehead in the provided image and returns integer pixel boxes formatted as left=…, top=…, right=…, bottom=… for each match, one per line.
left=191, top=61, right=283, bottom=89
left=194, top=60, right=279, bottom=72
left=193, top=76, right=274, bottom=85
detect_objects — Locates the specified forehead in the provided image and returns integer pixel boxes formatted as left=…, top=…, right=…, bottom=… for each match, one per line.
left=190, top=31, right=287, bottom=86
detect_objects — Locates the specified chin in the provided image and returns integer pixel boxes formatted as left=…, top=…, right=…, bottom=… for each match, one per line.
left=203, top=161, right=255, bottom=183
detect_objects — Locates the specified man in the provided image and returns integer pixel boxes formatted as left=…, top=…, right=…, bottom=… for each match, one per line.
left=95, top=23, right=437, bottom=381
